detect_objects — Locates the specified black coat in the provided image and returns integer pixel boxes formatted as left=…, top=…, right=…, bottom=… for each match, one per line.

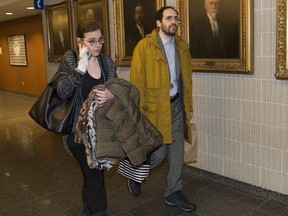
left=125, top=23, right=147, bottom=56
left=190, top=15, right=235, bottom=59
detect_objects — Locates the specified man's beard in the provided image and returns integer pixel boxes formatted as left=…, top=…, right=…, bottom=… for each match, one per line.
left=161, top=24, right=177, bottom=37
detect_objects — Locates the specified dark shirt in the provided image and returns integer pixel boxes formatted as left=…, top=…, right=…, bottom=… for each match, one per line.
left=82, top=71, right=104, bottom=100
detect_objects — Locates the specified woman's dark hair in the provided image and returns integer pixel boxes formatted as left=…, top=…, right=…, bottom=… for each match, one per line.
left=77, top=18, right=102, bottom=38
left=155, top=6, right=178, bottom=23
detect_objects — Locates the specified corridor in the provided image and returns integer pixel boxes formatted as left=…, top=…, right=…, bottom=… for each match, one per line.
left=0, top=90, right=288, bottom=216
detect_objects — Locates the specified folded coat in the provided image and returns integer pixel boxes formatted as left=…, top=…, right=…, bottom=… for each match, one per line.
left=75, top=78, right=163, bottom=168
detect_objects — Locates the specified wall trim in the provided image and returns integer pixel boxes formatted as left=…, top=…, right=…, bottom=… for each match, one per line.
left=185, top=165, right=288, bottom=204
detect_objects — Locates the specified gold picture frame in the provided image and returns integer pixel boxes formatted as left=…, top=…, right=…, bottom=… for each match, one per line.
left=276, top=0, right=288, bottom=79
left=113, top=0, right=165, bottom=66
left=177, top=0, right=254, bottom=74
left=8, top=34, right=28, bottom=66
left=45, top=1, right=73, bottom=62
left=74, top=0, right=110, bottom=55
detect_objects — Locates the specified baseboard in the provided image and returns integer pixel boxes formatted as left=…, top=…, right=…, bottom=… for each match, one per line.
left=185, top=165, right=288, bottom=204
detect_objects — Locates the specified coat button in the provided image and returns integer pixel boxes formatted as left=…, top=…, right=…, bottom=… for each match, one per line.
left=172, top=136, right=176, bottom=142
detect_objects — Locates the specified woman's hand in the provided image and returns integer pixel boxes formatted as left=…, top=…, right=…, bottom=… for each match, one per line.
left=92, top=87, right=114, bottom=105
left=77, top=41, right=89, bottom=73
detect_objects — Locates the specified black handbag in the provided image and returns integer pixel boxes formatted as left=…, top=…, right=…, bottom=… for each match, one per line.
left=29, top=50, right=79, bottom=134
left=28, top=74, right=78, bottom=134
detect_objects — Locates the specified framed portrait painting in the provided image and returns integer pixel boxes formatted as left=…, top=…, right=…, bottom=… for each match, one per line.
left=275, top=0, right=288, bottom=79
left=177, top=0, right=254, bottom=74
left=75, top=0, right=110, bottom=55
left=45, top=2, right=73, bottom=62
left=8, top=34, right=28, bottom=66
left=113, top=0, right=165, bottom=66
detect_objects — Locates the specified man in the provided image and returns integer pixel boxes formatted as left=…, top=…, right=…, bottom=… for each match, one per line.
left=52, top=14, right=71, bottom=56
left=86, top=8, right=95, bottom=19
left=129, top=6, right=196, bottom=212
left=125, top=3, right=147, bottom=56
left=190, top=0, right=236, bottom=58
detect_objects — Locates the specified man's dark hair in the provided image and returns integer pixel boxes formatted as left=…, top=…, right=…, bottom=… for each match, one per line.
left=155, top=6, right=178, bottom=22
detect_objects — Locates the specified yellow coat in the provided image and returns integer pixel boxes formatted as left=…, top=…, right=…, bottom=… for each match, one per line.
left=130, top=29, right=193, bottom=144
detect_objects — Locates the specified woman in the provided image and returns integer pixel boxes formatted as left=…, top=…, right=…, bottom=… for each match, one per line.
left=56, top=18, right=117, bottom=216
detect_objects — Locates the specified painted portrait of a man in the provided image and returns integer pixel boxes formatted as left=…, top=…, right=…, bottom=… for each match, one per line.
left=123, top=0, right=156, bottom=56
left=189, top=0, right=240, bottom=59
left=51, top=11, right=71, bottom=56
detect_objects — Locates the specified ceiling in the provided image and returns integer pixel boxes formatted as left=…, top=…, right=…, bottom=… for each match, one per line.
left=0, top=0, right=42, bottom=23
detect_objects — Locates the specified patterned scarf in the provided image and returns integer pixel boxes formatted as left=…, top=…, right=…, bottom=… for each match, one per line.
left=75, top=90, right=113, bottom=170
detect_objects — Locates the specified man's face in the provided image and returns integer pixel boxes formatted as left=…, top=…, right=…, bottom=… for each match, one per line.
left=134, top=5, right=143, bottom=25
left=86, top=9, right=94, bottom=18
left=205, top=0, right=219, bottom=19
left=157, top=8, right=179, bottom=37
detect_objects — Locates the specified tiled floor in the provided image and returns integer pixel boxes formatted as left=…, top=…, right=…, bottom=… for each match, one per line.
left=0, top=90, right=288, bottom=216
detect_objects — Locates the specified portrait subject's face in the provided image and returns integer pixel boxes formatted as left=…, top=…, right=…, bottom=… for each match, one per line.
left=86, top=9, right=95, bottom=19
left=204, top=0, right=220, bottom=19
left=134, top=5, right=144, bottom=25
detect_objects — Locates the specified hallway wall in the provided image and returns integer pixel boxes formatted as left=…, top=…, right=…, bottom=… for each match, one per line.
left=0, top=14, right=47, bottom=96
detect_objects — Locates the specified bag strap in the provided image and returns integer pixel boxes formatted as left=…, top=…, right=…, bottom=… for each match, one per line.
left=72, top=49, right=78, bottom=68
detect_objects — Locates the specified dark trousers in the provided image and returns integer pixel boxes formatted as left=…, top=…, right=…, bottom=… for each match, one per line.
left=68, top=136, right=107, bottom=214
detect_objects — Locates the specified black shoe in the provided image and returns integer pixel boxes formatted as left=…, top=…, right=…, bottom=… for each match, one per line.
left=83, top=206, right=90, bottom=216
left=127, top=179, right=141, bottom=196
left=83, top=208, right=107, bottom=216
left=165, top=190, right=196, bottom=212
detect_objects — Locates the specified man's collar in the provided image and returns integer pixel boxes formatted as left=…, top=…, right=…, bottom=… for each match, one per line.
left=158, top=31, right=175, bottom=45
left=207, top=13, right=216, bottom=22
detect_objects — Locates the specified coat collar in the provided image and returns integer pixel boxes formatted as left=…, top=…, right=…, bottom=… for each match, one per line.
left=147, top=29, right=189, bottom=52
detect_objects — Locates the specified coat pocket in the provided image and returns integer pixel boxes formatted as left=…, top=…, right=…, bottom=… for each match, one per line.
left=143, top=90, right=159, bottom=112
left=143, top=91, right=159, bottom=123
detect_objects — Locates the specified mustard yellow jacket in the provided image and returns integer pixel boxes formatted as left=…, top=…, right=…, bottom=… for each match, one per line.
left=130, top=29, right=193, bottom=144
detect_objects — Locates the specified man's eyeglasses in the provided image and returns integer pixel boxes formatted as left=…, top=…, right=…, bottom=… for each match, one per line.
left=163, top=16, right=180, bottom=23
left=82, top=36, right=105, bottom=46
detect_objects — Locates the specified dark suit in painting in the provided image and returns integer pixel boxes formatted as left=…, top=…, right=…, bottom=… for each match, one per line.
left=52, top=14, right=71, bottom=56
left=52, top=29, right=71, bottom=56
left=190, top=15, right=235, bottom=59
left=125, top=23, right=146, bottom=56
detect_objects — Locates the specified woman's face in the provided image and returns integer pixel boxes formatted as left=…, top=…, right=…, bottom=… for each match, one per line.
left=81, top=29, right=104, bottom=57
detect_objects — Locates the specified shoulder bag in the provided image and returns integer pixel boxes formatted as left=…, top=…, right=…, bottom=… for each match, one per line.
left=28, top=51, right=79, bottom=134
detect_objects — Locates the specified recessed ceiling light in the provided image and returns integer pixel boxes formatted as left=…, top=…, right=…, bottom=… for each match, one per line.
left=5, top=12, right=13, bottom=16
left=27, top=7, right=34, bottom=10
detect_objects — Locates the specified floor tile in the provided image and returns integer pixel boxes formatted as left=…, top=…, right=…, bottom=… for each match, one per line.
left=238, top=193, right=268, bottom=209
left=257, top=199, right=288, bottom=216
left=200, top=181, right=231, bottom=195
